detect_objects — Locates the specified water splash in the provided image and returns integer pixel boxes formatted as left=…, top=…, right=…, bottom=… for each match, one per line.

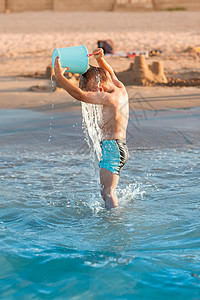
left=81, top=69, right=103, bottom=162
left=117, top=183, right=146, bottom=204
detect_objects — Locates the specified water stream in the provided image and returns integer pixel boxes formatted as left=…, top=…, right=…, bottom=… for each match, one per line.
left=81, top=102, right=102, bottom=161
left=48, top=74, right=56, bottom=143
left=81, top=69, right=103, bottom=166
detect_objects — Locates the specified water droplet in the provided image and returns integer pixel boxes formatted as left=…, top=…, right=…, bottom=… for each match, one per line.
left=51, top=74, right=56, bottom=91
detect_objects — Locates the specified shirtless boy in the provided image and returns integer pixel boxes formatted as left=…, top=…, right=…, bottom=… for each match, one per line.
left=54, top=48, right=129, bottom=209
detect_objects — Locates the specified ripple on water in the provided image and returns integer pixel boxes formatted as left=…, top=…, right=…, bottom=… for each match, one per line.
left=0, top=108, right=200, bottom=298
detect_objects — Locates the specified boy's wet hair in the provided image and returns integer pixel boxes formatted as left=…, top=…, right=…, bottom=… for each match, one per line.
left=79, top=65, right=109, bottom=90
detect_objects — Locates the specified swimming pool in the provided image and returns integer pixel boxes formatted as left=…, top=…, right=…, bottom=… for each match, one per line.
left=0, top=107, right=200, bottom=299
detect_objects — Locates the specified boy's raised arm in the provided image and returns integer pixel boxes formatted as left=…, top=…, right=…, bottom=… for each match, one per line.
left=54, top=56, right=85, bottom=101
left=93, top=48, right=123, bottom=88
left=94, top=49, right=115, bottom=75
left=54, top=56, right=112, bottom=105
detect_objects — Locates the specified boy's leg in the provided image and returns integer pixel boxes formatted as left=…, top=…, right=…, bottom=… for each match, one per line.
left=100, top=168, right=119, bottom=209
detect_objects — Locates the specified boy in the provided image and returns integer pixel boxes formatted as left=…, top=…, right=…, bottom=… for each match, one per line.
left=54, top=48, right=129, bottom=209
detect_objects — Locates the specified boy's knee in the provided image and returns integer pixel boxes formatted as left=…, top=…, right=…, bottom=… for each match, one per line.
left=101, top=188, right=106, bottom=200
left=101, top=187, right=114, bottom=200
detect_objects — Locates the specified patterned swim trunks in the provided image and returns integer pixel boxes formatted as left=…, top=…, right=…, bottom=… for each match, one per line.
left=99, top=139, right=129, bottom=175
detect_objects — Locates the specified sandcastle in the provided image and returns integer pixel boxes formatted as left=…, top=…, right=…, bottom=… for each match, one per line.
left=45, top=55, right=167, bottom=89
left=117, top=55, right=168, bottom=86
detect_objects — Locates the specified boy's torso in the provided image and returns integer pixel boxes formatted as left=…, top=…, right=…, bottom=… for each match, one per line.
left=99, top=86, right=129, bottom=140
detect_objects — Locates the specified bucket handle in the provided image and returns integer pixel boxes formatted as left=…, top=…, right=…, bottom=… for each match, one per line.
left=87, top=50, right=102, bottom=57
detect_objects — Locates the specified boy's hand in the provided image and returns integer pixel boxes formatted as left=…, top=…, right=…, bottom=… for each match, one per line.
left=93, top=48, right=104, bottom=60
left=54, top=56, right=69, bottom=79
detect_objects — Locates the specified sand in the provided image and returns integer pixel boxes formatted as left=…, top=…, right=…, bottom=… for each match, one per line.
left=0, top=76, right=199, bottom=112
left=0, top=10, right=199, bottom=111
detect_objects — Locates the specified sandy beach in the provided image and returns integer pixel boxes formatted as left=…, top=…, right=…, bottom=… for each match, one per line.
left=0, top=10, right=199, bottom=111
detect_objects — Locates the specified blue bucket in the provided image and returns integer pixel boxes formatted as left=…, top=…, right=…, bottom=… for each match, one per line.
left=52, top=45, right=89, bottom=74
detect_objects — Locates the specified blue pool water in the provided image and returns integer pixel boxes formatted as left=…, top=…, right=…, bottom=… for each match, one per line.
left=0, top=107, right=200, bottom=299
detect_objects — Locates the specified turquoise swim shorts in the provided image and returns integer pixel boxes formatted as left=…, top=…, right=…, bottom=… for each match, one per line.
left=99, top=139, right=129, bottom=175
